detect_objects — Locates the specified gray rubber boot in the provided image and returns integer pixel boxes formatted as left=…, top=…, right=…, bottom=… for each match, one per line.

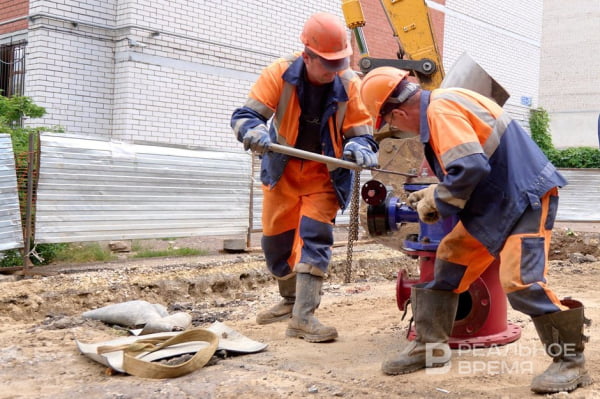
left=382, top=285, right=458, bottom=375
left=256, top=276, right=296, bottom=325
left=531, top=301, right=593, bottom=394
left=286, top=273, right=338, bottom=343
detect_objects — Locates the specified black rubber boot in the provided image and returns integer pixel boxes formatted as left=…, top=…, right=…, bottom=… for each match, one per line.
left=256, top=276, right=296, bottom=325
left=286, top=273, right=338, bottom=343
left=530, top=299, right=593, bottom=394
left=382, top=284, right=458, bottom=375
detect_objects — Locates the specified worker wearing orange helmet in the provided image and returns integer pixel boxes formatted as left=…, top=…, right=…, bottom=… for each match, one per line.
left=231, top=12, right=377, bottom=343
left=360, top=67, right=591, bottom=394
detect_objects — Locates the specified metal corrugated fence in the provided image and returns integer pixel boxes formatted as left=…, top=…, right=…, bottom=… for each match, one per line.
left=556, top=169, right=600, bottom=222
left=7, top=133, right=600, bottom=247
left=0, top=134, right=24, bottom=250
left=35, top=134, right=251, bottom=243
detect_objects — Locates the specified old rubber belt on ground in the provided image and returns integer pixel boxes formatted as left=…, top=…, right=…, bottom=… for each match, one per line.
left=98, top=328, right=219, bottom=378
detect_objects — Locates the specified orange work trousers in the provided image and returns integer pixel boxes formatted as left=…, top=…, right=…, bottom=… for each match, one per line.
left=426, top=188, right=565, bottom=317
left=261, top=159, right=340, bottom=278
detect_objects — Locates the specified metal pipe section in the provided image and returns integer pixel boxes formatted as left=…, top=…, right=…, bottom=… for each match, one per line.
left=268, top=143, right=361, bottom=170
left=267, top=143, right=416, bottom=177
left=352, top=27, right=369, bottom=57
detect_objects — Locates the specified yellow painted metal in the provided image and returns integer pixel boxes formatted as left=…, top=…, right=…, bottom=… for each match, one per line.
left=378, top=0, right=444, bottom=89
left=341, top=0, right=366, bottom=28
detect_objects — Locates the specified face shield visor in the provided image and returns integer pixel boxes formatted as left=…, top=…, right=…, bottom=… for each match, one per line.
left=375, top=81, right=420, bottom=129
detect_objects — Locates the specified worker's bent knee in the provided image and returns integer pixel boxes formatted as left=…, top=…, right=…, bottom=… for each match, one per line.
left=276, top=272, right=296, bottom=281
left=268, top=262, right=294, bottom=278
left=295, top=262, right=325, bottom=277
left=507, top=284, right=562, bottom=317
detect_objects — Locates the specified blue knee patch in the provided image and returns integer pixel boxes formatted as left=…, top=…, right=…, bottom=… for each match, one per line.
left=425, top=259, right=466, bottom=290
left=511, top=204, right=541, bottom=234
left=520, top=237, right=546, bottom=285
left=262, top=229, right=295, bottom=277
left=545, top=195, right=559, bottom=230
left=507, top=283, right=561, bottom=317
left=299, top=216, right=333, bottom=273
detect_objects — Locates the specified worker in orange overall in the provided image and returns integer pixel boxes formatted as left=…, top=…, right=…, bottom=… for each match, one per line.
left=359, top=66, right=591, bottom=394
left=231, top=12, right=378, bottom=342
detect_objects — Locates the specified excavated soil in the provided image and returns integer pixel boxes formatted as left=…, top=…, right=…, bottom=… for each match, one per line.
left=0, top=225, right=599, bottom=399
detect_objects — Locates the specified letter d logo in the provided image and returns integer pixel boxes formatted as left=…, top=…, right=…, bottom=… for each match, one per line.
left=425, top=343, right=452, bottom=375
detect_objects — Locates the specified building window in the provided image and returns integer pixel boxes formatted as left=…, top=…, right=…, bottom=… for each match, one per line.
left=0, top=41, right=26, bottom=97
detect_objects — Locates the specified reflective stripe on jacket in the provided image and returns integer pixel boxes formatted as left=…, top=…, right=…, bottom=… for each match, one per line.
left=419, top=88, right=568, bottom=255
left=231, top=54, right=376, bottom=209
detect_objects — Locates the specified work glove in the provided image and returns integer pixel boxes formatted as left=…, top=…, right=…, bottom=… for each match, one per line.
left=343, top=141, right=378, bottom=168
left=243, top=125, right=271, bottom=154
left=407, top=184, right=440, bottom=224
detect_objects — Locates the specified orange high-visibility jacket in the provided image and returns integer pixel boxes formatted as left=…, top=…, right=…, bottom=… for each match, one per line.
left=420, top=88, right=567, bottom=255
left=231, top=54, right=376, bottom=208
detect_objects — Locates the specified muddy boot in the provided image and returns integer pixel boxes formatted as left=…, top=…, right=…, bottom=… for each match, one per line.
left=382, top=284, right=458, bottom=375
left=530, top=299, right=593, bottom=394
left=286, top=273, right=338, bottom=343
left=256, top=276, right=296, bottom=325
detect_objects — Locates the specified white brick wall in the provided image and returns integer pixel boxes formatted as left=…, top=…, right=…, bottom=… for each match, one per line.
left=25, top=0, right=343, bottom=150
left=108, top=0, right=343, bottom=149
left=29, top=0, right=117, bottom=27
left=442, top=0, right=542, bottom=123
left=25, top=19, right=114, bottom=136
left=445, top=0, right=541, bottom=39
left=22, top=0, right=548, bottom=150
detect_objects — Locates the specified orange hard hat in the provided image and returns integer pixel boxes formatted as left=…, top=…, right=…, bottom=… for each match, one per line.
left=300, top=12, right=352, bottom=61
left=360, top=67, right=411, bottom=120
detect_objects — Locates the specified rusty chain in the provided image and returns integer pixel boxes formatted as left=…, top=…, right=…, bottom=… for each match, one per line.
left=344, top=170, right=361, bottom=284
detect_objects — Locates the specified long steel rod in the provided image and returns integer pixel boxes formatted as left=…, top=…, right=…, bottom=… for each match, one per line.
left=267, top=143, right=416, bottom=177
left=269, top=143, right=359, bottom=169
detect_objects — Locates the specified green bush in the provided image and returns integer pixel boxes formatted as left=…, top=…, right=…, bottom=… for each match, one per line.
left=530, top=107, right=554, bottom=153
left=529, top=107, right=600, bottom=168
left=0, top=243, right=70, bottom=267
left=0, top=95, right=47, bottom=153
left=549, top=146, right=600, bottom=168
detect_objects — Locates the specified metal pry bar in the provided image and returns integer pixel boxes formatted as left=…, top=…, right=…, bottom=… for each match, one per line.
left=267, top=143, right=417, bottom=178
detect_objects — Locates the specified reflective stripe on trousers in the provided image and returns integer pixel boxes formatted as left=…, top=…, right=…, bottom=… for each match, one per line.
left=427, top=188, right=565, bottom=316
left=261, top=159, right=339, bottom=278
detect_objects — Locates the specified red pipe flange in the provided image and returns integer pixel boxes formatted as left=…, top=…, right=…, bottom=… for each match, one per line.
left=400, top=256, right=521, bottom=348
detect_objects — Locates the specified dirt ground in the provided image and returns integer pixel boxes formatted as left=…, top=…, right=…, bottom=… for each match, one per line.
left=1, top=223, right=600, bottom=399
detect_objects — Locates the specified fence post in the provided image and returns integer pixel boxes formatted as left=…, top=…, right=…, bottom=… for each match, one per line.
left=22, top=132, right=37, bottom=269
left=247, top=154, right=256, bottom=249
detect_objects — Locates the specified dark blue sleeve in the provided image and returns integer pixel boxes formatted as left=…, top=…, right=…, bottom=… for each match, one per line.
left=436, top=153, right=491, bottom=217
left=230, top=106, right=268, bottom=143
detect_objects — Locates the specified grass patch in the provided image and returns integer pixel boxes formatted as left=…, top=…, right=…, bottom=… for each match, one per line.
left=30, top=241, right=208, bottom=264
left=131, top=240, right=144, bottom=252
left=132, top=247, right=207, bottom=259
left=53, top=243, right=116, bottom=263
